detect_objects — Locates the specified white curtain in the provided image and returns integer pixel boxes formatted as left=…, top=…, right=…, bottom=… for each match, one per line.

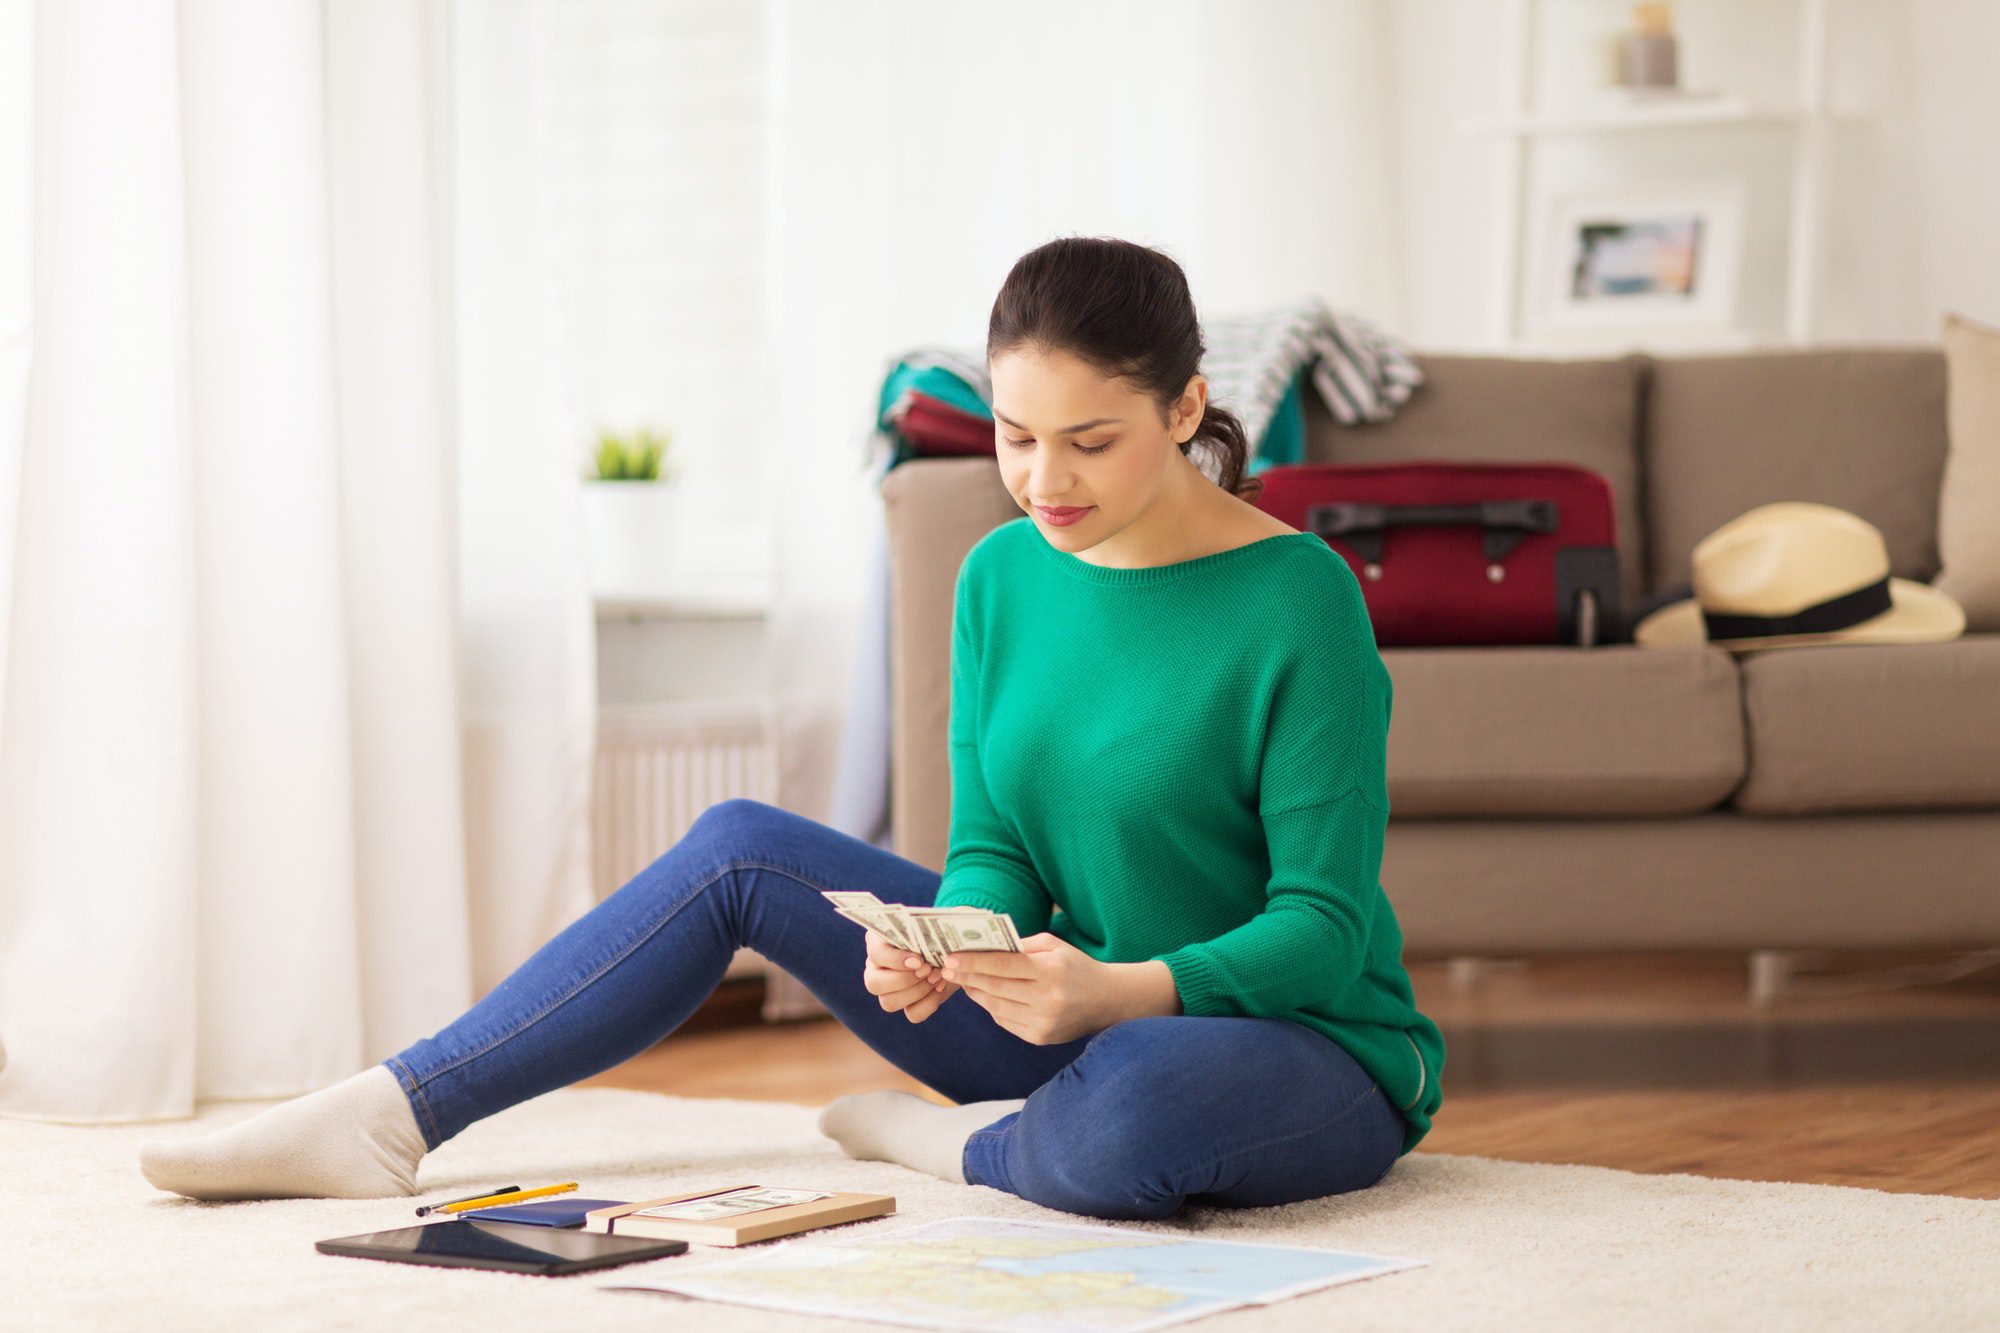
left=0, top=0, right=596, bottom=1123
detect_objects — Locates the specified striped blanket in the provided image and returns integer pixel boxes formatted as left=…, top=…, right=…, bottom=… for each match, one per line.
left=1203, top=294, right=1424, bottom=433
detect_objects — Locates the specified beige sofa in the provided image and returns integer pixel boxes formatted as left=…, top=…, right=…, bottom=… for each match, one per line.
left=880, top=347, right=2000, bottom=956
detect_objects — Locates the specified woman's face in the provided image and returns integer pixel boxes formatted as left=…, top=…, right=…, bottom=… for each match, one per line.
left=988, top=344, right=1206, bottom=552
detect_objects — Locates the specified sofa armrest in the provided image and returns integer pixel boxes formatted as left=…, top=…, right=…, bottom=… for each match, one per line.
left=881, top=458, right=1022, bottom=872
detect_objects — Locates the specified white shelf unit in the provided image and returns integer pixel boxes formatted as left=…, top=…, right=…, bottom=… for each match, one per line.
left=1471, top=0, right=1832, bottom=351
left=1465, top=93, right=1802, bottom=137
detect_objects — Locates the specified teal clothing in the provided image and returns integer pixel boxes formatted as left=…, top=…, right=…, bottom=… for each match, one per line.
left=877, top=363, right=994, bottom=471
left=877, top=362, right=992, bottom=425
left=933, top=517, right=1446, bottom=1155
left=1246, top=368, right=1307, bottom=476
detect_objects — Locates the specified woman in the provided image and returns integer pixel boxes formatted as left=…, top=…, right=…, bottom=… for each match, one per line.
left=138, top=236, right=1446, bottom=1221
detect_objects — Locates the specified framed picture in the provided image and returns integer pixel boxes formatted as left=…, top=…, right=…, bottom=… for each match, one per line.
left=1525, top=182, right=1743, bottom=334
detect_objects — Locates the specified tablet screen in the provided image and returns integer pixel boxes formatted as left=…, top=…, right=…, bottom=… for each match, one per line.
left=317, top=1219, right=687, bottom=1274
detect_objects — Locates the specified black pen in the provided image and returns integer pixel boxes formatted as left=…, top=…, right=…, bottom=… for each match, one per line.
left=416, top=1186, right=521, bottom=1217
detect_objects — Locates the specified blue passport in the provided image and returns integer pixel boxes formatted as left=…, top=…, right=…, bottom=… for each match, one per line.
left=455, top=1197, right=631, bottom=1228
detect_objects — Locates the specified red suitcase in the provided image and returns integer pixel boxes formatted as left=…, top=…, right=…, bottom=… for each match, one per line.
left=1253, top=460, right=1623, bottom=647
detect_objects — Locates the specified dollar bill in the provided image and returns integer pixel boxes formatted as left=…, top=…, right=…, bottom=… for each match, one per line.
left=820, top=890, right=1021, bottom=965
left=822, top=891, right=922, bottom=955
left=634, top=1186, right=833, bottom=1222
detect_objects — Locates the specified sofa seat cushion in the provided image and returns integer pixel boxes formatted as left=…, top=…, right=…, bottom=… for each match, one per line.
left=1732, top=634, right=2000, bottom=813
left=1380, top=644, right=1744, bottom=817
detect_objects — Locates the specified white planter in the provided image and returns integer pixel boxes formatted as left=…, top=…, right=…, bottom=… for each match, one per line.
left=581, top=480, right=684, bottom=601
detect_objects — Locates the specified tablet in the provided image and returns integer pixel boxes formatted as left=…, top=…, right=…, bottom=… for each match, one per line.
left=316, top=1218, right=688, bottom=1276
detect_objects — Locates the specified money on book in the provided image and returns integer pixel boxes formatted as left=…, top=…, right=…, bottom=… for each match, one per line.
left=820, top=890, right=1021, bottom=966
left=633, top=1187, right=832, bottom=1222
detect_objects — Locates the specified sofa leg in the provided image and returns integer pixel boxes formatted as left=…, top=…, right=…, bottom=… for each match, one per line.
left=1445, top=955, right=1528, bottom=992
left=1749, top=946, right=2000, bottom=1005
left=1747, top=950, right=1828, bottom=1006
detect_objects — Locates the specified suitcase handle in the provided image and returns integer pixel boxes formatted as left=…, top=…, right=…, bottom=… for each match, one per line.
left=1306, top=498, right=1560, bottom=564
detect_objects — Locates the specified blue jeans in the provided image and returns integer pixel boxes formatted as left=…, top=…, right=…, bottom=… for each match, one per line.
left=383, top=799, right=1404, bottom=1221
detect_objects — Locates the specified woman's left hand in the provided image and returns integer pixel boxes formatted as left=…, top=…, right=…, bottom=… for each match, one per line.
left=941, top=933, right=1131, bottom=1046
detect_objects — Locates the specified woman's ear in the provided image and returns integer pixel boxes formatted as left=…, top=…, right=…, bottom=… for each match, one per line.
left=1174, top=374, right=1209, bottom=443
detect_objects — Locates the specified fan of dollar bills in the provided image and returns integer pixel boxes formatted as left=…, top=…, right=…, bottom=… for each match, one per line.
left=821, top=891, right=1022, bottom=966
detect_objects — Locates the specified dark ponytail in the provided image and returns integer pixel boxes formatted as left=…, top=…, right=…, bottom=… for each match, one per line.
left=987, top=236, right=1262, bottom=502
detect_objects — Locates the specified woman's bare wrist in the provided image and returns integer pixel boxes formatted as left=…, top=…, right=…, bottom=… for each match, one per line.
left=1108, top=959, right=1183, bottom=1022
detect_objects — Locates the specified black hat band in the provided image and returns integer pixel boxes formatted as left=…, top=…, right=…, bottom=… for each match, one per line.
left=1700, top=575, right=1893, bottom=642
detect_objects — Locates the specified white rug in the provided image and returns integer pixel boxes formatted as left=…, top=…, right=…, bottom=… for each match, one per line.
left=5, top=1085, right=1995, bottom=1331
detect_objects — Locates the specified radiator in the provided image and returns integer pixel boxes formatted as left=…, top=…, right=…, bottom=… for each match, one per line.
left=592, top=697, right=780, bottom=898
left=592, top=697, right=814, bottom=1014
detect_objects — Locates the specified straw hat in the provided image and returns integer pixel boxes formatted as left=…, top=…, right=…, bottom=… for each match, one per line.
left=1632, top=501, right=1965, bottom=651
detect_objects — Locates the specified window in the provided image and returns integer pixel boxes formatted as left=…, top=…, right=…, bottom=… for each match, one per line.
left=544, top=0, right=774, bottom=580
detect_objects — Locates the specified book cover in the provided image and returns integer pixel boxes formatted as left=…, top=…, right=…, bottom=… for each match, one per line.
left=454, top=1197, right=632, bottom=1228
left=584, top=1184, right=895, bottom=1246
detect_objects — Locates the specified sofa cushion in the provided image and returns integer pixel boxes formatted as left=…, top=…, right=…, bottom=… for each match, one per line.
left=1643, top=348, right=1949, bottom=600
left=1731, top=634, right=2000, bottom=814
left=1302, top=353, right=1648, bottom=614
left=1935, top=313, right=2000, bottom=631
left=1380, top=644, right=1744, bottom=817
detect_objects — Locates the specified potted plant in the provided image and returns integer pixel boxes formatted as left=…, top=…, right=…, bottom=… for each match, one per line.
left=579, top=424, right=683, bottom=600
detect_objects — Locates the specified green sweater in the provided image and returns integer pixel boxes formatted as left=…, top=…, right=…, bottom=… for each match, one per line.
left=932, top=517, right=1446, bottom=1155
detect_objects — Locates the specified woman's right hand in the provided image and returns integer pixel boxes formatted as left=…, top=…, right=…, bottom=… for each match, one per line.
left=863, top=927, right=960, bottom=1023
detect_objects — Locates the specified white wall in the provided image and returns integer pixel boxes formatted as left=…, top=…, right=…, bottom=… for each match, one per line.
left=1852, top=0, right=2000, bottom=338
left=1385, top=0, right=2000, bottom=352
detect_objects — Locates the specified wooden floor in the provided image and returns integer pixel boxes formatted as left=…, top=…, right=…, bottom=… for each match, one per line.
left=580, top=948, right=2000, bottom=1200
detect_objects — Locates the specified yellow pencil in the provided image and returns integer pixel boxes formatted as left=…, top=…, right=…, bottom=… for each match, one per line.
left=432, top=1181, right=580, bottom=1215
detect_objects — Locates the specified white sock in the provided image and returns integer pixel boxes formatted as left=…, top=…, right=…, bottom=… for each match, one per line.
left=137, top=1063, right=428, bottom=1201
left=817, top=1090, right=1026, bottom=1185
